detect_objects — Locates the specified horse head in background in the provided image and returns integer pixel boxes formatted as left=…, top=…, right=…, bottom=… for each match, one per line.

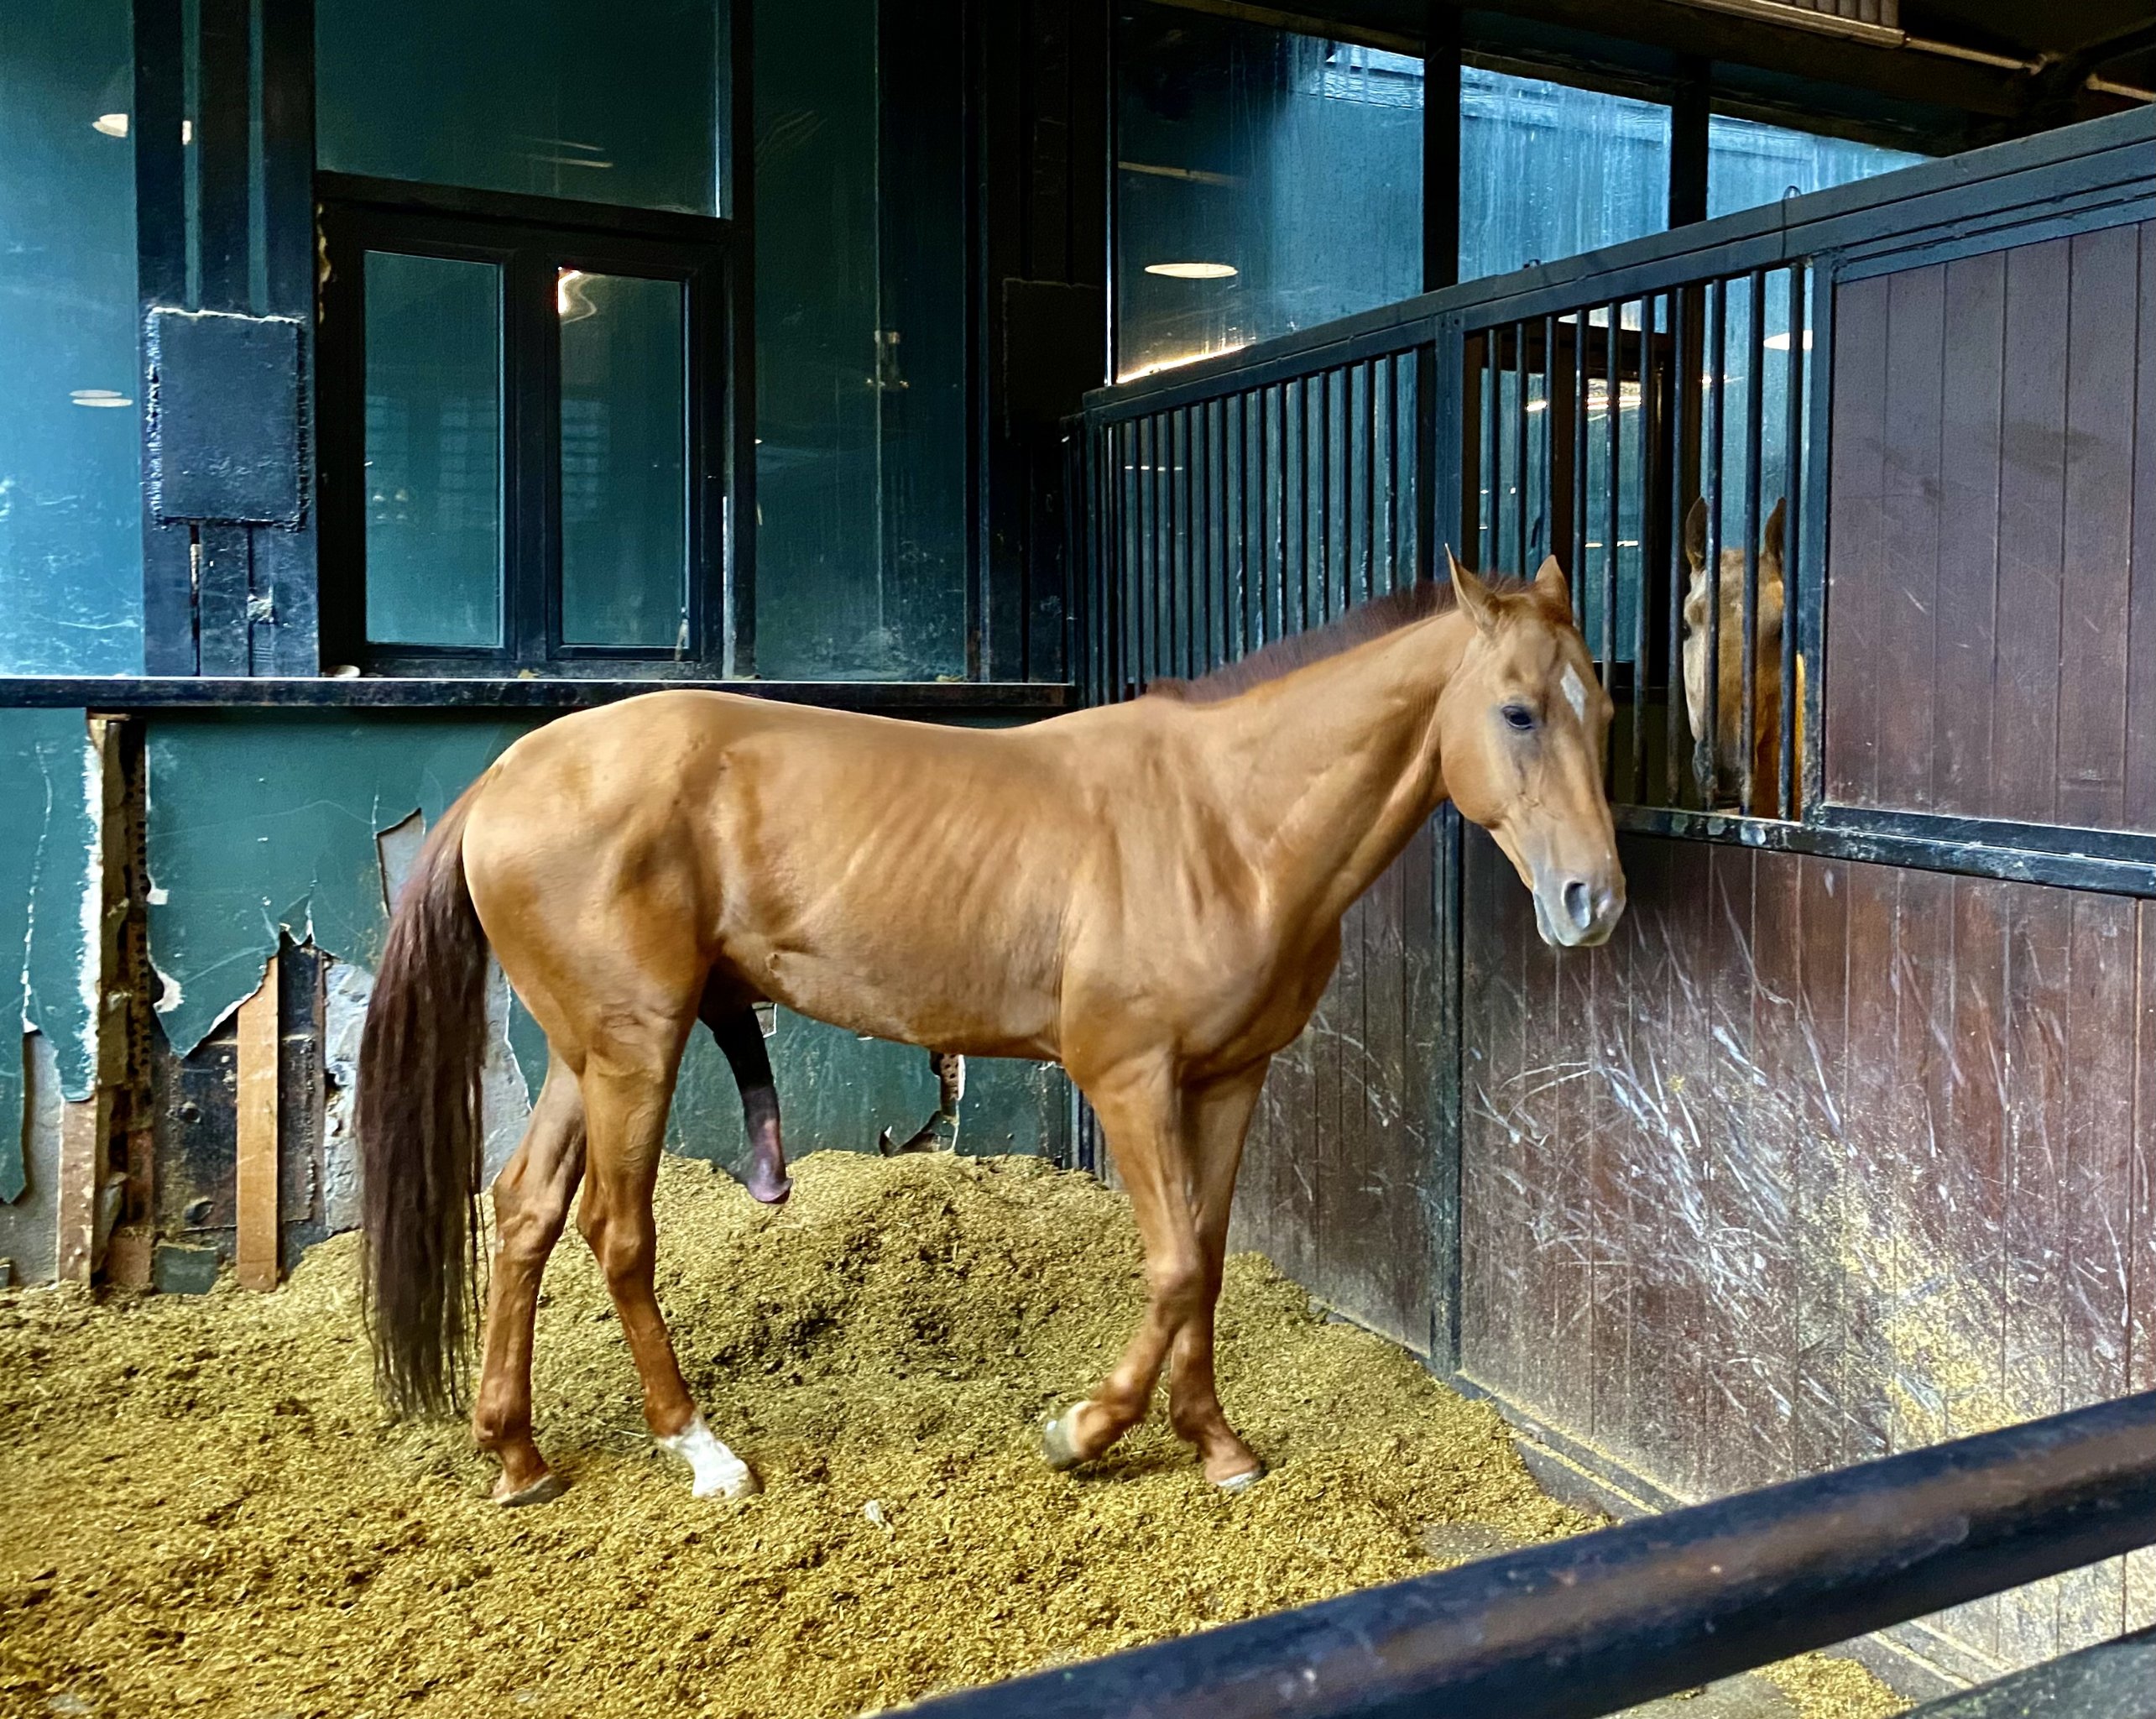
left=1682, top=496, right=1798, bottom=818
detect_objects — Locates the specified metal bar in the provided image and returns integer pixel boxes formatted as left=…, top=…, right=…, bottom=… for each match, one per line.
left=1297, top=377, right=1313, bottom=632
left=1629, top=300, right=1650, bottom=802
left=1362, top=359, right=1377, bottom=603
left=1573, top=311, right=1589, bottom=617
left=1421, top=1, right=1461, bottom=293
left=1702, top=277, right=1726, bottom=808
left=1601, top=303, right=1619, bottom=692
left=1741, top=269, right=1767, bottom=818
left=0, top=677, right=1076, bottom=714
left=1540, top=312, right=1557, bottom=569
left=1781, top=264, right=1806, bottom=820
left=910, top=1389, right=2156, bottom=1719
left=1659, top=290, right=1686, bottom=807
left=1512, top=321, right=1528, bottom=571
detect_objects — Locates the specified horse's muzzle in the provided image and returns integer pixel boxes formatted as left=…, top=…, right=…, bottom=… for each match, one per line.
left=1533, top=873, right=1625, bottom=949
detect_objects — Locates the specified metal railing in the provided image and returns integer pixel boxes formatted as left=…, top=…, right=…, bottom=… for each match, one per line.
left=911, top=1388, right=2156, bottom=1719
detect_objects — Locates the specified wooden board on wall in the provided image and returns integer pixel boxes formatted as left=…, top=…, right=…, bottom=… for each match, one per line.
left=1457, top=828, right=2156, bottom=1683
left=1826, top=217, right=2156, bottom=832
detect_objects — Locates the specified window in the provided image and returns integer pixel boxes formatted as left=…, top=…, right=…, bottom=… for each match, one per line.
left=317, top=0, right=731, bottom=217
left=1115, top=7, right=1424, bottom=383
left=316, top=197, right=733, bottom=673
left=0, top=0, right=144, bottom=675
left=314, top=0, right=739, bottom=676
left=1707, top=113, right=1926, bottom=220
left=1459, top=69, right=1671, bottom=282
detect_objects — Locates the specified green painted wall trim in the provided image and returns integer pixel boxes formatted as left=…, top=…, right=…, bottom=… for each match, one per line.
left=0, top=708, right=97, bottom=1203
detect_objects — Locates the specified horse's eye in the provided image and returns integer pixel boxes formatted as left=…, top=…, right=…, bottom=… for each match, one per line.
left=1501, top=703, right=1537, bottom=733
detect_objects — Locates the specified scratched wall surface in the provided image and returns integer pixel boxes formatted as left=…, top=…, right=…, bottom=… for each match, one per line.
left=1825, top=221, right=2156, bottom=832
left=1229, top=819, right=1448, bottom=1358
left=1459, top=827, right=2156, bottom=1680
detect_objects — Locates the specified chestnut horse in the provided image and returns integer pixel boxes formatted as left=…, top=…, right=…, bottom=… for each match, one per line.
left=358, top=555, right=1624, bottom=1505
left=1681, top=495, right=1799, bottom=818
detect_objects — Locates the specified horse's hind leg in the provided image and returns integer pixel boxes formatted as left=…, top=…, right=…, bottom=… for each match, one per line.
left=472, top=1054, right=587, bottom=1505
left=577, top=1049, right=758, bottom=1499
left=700, top=989, right=791, bottom=1204
left=879, top=1050, right=965, bottom=1156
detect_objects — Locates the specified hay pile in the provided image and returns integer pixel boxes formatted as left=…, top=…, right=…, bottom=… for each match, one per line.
left=0, top=1152, right=1902, bottom=1719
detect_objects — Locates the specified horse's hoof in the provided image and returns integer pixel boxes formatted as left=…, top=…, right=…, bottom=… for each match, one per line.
left=1041, top=1404, right=1088, bottom=1471
left=746, top=1173, right=791, bottom=1205
left=661, top=1414, right=760, bottom=1501
left=494, top=1471, right=567, bottom=1508
left=1213, top=1461, right=1267, bottom=1493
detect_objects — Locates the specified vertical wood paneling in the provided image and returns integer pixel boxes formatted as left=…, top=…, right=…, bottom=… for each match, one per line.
left=1876, top=267, right=1944, bottom=812
left=1933, top=252, right=2005, bottom=815
left=1825, top=273, right=1890, bottom=806
left=1992, top=238, right=2069, bottom=828
left=2055, top=226, right=2140, bottom=832
left=1825, top=220, right=2156, bottom=833
left=1458, top=833, right=2156, bottom=1680
left=2130, top=226, right=2156, bottom=833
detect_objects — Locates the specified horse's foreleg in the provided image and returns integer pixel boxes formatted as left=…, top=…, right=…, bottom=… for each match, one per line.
left=577, top=1053, right=758, bottom=1500
left=472, top=1055, right=587, bottom=1505
left=1166, top=1063, right=1269, bottom=1488
left=702, top=995, right=791, bottom=1203
left=1041, top=1068, right=1208, bottom=1474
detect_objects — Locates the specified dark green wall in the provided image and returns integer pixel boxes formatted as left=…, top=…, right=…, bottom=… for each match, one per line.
left=142, top=711, right=1067, bottom=1190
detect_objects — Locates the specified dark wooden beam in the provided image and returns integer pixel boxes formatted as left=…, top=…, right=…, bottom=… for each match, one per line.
left=1669, top=53, right=1711, bottom=227
left=0, top=677, right=1075, bottom=717
left=1423, top=3, right=1464, bottom=290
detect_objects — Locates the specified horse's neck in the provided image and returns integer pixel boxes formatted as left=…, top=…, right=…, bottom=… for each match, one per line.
left=1193, top=609, right=1471, bottom=926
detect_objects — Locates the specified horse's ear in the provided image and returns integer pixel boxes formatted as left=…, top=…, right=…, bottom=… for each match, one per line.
left=1446, top=547, right=1500, bottom=637
left=1532, top=554, right=1573, bottom=623
left=1683, top=496, right=1708, bottom=572
left=1762, top=496, right=1787, bottom=571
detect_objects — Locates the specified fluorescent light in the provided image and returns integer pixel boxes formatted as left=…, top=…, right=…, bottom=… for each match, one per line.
left=70, top=388, right=132, bottom=407
left=1763, top=330, right=1814, bottom=351
left=93, top=112, right=128, bottom=138
left=1145, top=262, right=1238, bottom=280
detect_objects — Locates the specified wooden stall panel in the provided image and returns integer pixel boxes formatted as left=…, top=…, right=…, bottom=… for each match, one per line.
left=1232, top=823, right=1444, bottom=1358
left=1825, top=219, right=2154, bottom=833
left=1459, top=830, right=2156, bottom=1680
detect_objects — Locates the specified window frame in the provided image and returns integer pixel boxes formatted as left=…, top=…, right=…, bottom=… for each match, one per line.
left=315, top=175, right=740, bottom=677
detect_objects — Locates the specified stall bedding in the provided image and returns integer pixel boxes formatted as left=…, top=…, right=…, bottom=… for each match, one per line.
left=0, top=1149, right=1903, bottom=1719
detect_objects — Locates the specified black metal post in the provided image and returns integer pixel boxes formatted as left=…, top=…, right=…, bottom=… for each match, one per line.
left=910, top=1389, right=2156, bottom=1719
left=1668, top=55, right=1710, bottom=230
left=1422, top=3, right=1461, bottom=293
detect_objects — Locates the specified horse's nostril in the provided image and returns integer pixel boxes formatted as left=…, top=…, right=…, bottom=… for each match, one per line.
left=1563, top=878, right=1592, bottom=931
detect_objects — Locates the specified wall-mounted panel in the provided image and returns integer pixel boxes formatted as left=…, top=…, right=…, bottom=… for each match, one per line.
left=1825, top=220, right=2156, bottom=833
left=1459, top=827, right=2156, bottom=1679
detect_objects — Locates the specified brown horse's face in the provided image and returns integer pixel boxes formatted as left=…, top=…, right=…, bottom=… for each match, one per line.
left=1439, top=553, right=1626, bottom=949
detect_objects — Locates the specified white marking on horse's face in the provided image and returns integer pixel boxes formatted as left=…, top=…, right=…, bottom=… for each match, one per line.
left=659, top=1413, right=758, bottom=1499
left=1561, top=664, right=1590, bottom=724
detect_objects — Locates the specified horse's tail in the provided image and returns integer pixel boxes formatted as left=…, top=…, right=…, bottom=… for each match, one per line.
left=358, top=782, right=492, bottom=1418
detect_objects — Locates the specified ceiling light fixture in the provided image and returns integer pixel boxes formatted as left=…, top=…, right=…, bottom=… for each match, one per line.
left=1145, top=262, right=1237, bottom=280
left=70, top=388, right=132, bottom=407
left=93, top=112, right=128, bottom=138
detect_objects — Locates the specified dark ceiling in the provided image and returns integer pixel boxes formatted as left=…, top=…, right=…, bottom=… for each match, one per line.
left=1161, top=0, right=2155, bottom=147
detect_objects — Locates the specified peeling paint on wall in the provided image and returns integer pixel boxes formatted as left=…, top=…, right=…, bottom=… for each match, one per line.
left=0, top=708, right=97, bottom=1204
left=144, top=712, right=1068, bottom=1219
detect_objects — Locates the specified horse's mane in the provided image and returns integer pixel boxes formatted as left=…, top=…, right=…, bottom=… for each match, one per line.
left=1146, top=572, right=1533, bottom=704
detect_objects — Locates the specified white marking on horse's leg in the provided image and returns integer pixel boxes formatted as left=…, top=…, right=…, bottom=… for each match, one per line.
left=1561, top=663, right=1590, bottom=723
left=658, top=1413, right=760, bottom=1499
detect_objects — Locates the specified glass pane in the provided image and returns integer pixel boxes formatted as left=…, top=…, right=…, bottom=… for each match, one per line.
left=1460, top=69, right=1671, bottom=284
left=317, top=0, right=730, bottom=216
left=363, top=253, right=504, bottom=649
left=559, top=272, right=688, bottom=650
left=1115, top=8, right=1423, bottom=382
left=1707, top=114, right=1927, bottom=220
left=0, top=0, right=144, bottom=675
left=754, top=0, right=967, bottom=679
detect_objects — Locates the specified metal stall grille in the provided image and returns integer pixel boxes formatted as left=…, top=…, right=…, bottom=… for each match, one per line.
left=1071, top=329, right=1435, bottom=713
left=1464, top=265, right=1813, bottom=819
